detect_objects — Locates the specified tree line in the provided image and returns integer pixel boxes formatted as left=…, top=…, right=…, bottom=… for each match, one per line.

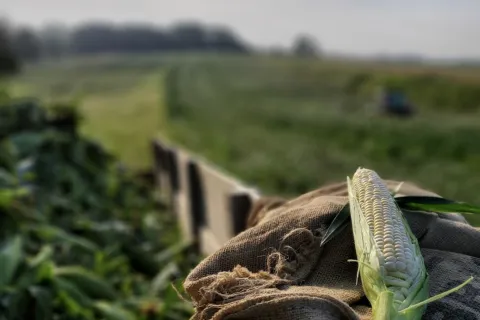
left=0, top=20, right=250, bottom=73
left=0, top=18, right=322, bottom=74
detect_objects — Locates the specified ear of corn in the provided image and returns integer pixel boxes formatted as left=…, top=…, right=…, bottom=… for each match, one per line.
left=348, top=168, right=428, bottom=320
left=347, top=168, right=473, bottom=320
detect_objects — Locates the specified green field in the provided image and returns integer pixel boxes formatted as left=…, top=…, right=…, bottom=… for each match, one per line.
left=163, top=56, right=480, bottom=224
left=6, top=54, right=480, bottom=226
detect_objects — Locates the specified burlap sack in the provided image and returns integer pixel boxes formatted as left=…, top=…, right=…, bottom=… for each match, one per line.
left=184, top=180, right=480, bottom=319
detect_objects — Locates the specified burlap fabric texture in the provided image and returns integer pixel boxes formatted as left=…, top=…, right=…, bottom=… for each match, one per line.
left=184, top=180, right=480, bottom=319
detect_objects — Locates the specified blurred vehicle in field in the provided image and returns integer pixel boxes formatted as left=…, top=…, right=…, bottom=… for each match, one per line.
left=377, top=87, right=415, bottom=117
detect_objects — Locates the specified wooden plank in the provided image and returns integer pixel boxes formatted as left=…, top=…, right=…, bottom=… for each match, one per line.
left=199, top=226, right=222, bottom=256
left=165, top=148, right=180, bottom=193
left=229, top=192, right=255, bottom=236
left=153, top=141, right=262, bottom=255
left=173, top=149, right=198, bottom=244
left=198, top=164, right=248, bottom=245
left=151, top=139, right=174, bottom=205
left=152, top=139, right=167, bottom=173
left=187, top=160, right=207, bottom=236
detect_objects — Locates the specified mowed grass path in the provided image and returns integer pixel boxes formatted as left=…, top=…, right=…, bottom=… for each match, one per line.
left=8, top=57, right=167, bottom=169
left=80, top=74, right=164, bottom=168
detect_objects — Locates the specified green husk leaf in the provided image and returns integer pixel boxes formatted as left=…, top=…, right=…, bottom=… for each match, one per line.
left=324, top=195, right=480, bottom=247
left=400, top=276, right=474, bottom=314
left=391, top=181, right=404, bottom=197
left=395, top=196, right=480, bottom=215
left=320, top=204, right=350, bottom=247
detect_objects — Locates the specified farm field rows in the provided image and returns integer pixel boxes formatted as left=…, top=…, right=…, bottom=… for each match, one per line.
left=163, top=56, right=480, bottom=225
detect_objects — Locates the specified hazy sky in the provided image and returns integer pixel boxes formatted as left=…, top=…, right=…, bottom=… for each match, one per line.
left=2, top=0, right=480, bottom=59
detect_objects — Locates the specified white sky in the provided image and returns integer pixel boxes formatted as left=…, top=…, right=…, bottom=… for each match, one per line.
left=1, top=0, right=480, bottom=59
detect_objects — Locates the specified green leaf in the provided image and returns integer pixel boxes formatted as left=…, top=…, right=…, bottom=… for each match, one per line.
left=54, top=266, right=117, bottom=300
left=320, top=204, right=350, bottom=247
left=122, top=296, right=163, bottom=312
left=28, top=245, right=54, bottom=268
left=53, top=277, right=93, bottom=308
left=56, top=289, right=93, bottom=319
left=82, top=220, right=132, bottom=245
left=150, top=261, right=179, bottom=295
left=94, top=301, right=136, bottom=320
left=0, top=169, right=17, bottom=187
left=16, top=158, right=36, bottom=186
left=0, top=236, right=23, bottom=287
left=94, top=252, right=128, bottom=277
left=395, top=196, right=480, bottom=215
left=9, top=132, right=45, bottom=158
left=35, top=261, right=55, bottom=282
left=0, top=188, right=30, bottom=208
left=28, top=286, right=53, bottom=320
left=154, top=240, right=192, bottom=265
left=122, top=243, right=160, bottom=277
left=7, top=288, right=31, bottom=319
left=27, top=224, right=98, bottom=252
left=161, top=284, right=193, bottom=315
left=15, top=267, right=40, bottom=289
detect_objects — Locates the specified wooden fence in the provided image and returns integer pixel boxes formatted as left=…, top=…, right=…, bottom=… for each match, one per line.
left=152, top=138, right=261, bottom=256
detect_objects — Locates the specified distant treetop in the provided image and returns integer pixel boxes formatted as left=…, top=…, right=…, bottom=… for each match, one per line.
left=292, top=34, right=322, bottom=58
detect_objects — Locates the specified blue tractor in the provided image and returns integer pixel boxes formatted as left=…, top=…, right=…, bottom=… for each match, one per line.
left=379, top=88, right=415, bottom=117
